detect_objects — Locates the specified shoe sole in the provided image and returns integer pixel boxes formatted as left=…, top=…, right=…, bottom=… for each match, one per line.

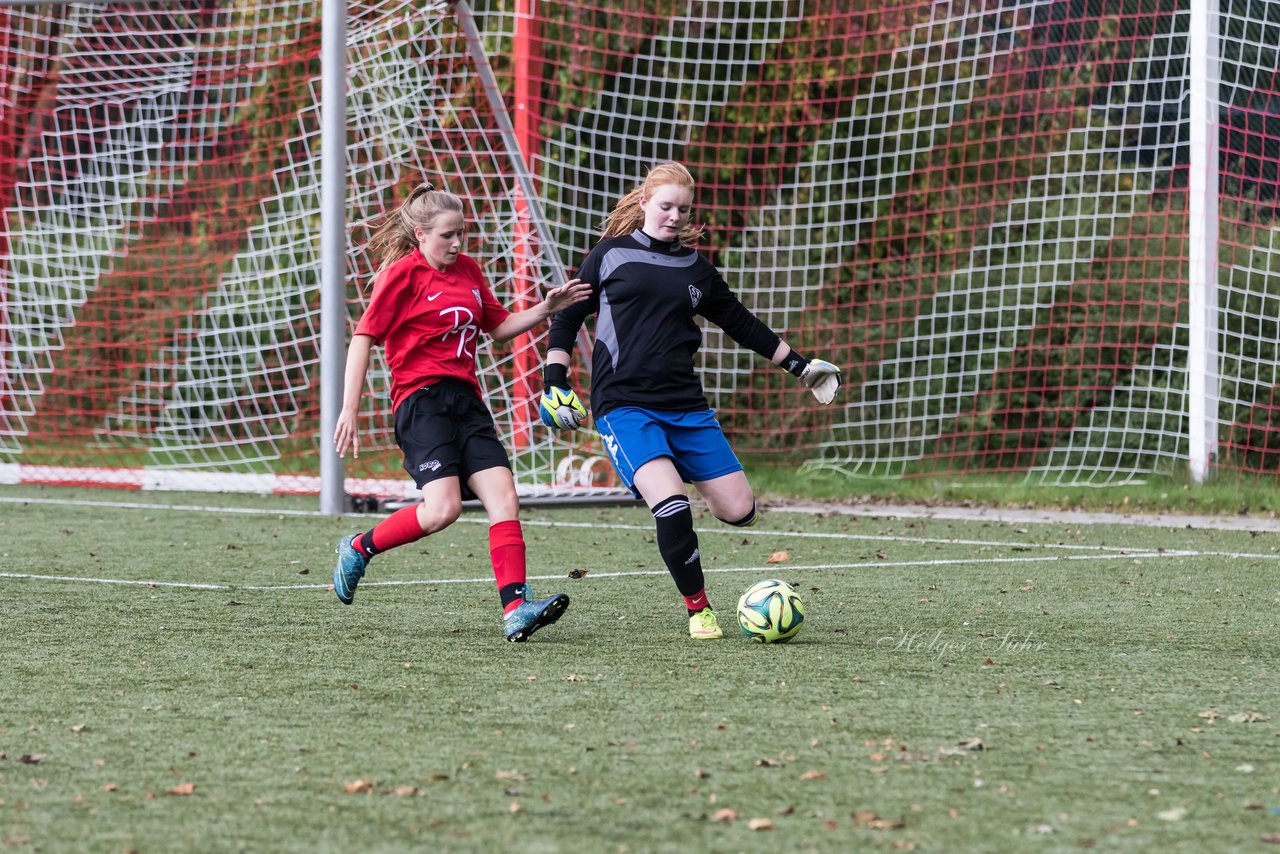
left=506, top=594, right=570, bottom=643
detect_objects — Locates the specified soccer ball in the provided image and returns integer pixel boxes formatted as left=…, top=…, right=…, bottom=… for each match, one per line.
left=736, top=579, right=804, bottom=643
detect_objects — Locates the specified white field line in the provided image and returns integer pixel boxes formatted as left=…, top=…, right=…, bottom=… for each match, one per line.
left=7, top=494, right=1280, bottom=532
left=5, top=549, right=1257, bottom=593
left=770, top=502, right=1280, bottom=533
left=2, top=494, right=1272, bottom=594
left=0, top=494, right=1198, bottom=552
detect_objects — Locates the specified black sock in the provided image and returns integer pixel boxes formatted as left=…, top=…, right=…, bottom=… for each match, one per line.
left=652, top=495, right=705, bottom=612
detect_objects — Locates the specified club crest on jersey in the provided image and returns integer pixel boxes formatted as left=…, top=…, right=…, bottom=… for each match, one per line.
left=688, top=284, right=702, bottom=308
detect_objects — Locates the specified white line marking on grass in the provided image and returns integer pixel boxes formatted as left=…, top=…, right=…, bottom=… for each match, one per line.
left=9, top=494, right=1280, bottom=534
left=0, top=572, right=235, bottom=589
left=0, top=551, right=1196, bottom=593
left=770, top=502, right=1280, bottom=533
left=0, top=495, right=1161, bottom=553
left=519, top=518, right=1146, bottom=552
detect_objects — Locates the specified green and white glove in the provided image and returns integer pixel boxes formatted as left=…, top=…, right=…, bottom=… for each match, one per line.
left=540, top=363, right=588, bottom=430
left=782, top=350, right=842, bottom=405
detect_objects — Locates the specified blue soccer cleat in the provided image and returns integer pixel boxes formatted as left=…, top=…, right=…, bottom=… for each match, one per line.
left=333, top=534, right=368, bottom=605
left=503, top=586, right=570, bottom=642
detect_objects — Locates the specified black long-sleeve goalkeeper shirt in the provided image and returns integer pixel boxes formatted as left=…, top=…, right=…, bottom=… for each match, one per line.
left=547, top=229, right=781, bottom=418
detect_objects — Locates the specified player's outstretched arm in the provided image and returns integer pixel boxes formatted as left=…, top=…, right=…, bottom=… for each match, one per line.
left=334, top=334, right=374, bottom=458
left=778, top=344, right=842, bottom=405
left=489, top=279, right=592, bottom=343
left=540, top=350, right=588, bottom=430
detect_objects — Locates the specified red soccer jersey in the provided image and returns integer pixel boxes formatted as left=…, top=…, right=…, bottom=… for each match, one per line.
left=355, top=250, right=510, bottom=412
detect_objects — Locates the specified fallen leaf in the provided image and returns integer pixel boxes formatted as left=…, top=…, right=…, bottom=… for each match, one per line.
left=1262, top=833, right=1280, bottom=844
left=70, top=724, right=88, bottom=733
left=568, top=569, right=588, bottom=578
left=343, top=779, right=373, bottom=794
left=1157, top=807, right=1186, bottom=822
left=168, top=783, right=196, bottom=796
left=747, top=818, right=775, bottom=831
left=495, top=770, right=525, bottom=781
left=694, top=768, right=710, bottom=779
left=393, top=786, right=418, bottom=796
left=800, top=770, right=827, bottom=780
left=509, top=800, right=521, bottom=814
left=1197, top=710, right=1221, bottom=721
left=765, top=551, right=790, bottom=564
left=711, top=808, right=737, bottom=823
left=18, top=754, right=45, bottom=764
left=1227, top=711, right=1267, bottom=723
left=562, top=674, right=585, bottom=682
left=103, top=783, right=118, bottom=792
left=755, top=758, right=781, bottom=767
left=958, top=738, right=985, bottom=751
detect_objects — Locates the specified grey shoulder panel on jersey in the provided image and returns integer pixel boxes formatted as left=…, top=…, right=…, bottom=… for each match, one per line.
left=598, top=246, right=700, bottom=282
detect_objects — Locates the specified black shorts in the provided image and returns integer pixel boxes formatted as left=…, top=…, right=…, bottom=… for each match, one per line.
left=393, top=379, right=511, bottom=498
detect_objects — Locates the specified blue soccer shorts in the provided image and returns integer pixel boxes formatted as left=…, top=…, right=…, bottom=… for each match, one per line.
left=595, top=406, right=743, bottom=497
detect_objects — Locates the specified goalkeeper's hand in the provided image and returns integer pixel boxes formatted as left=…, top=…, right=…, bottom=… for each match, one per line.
left=540, top=361, right=588, bottom=430
left=798, top=358, right=842, bottom=404
left=539, top=386, right=588, bottom=430
left=782, top=350, right=843, bottom=405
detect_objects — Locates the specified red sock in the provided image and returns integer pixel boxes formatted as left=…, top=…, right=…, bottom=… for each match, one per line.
left=356, top=504, right=427, bottom=556
left=684, top=589, right=710, bottom=613
left=489, top=520, right=527, bottom=615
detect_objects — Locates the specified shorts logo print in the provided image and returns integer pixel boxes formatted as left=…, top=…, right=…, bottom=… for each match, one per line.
left=418, top=459, right=442, bottom=472
left=602, top=431, right=620, bottom=463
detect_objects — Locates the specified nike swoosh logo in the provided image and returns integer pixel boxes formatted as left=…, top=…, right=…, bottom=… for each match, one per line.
left=427, top=292, right=443, bottom=301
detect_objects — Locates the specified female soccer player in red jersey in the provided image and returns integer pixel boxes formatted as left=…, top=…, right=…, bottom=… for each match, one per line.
left=539, top=162, right=841, bottom=639
left=333, top=183, right=590, bottom=642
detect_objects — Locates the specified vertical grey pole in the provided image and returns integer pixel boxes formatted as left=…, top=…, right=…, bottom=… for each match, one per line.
left=319, top=0, right=348, bottom=514
left=454, top=0, right=568, bottom=287
left=1187, top=0, right=1220, bottom=483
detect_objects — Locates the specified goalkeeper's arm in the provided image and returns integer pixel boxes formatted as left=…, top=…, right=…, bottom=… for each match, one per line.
left=540, top=350, right=588, bottom=430
left=777, top=344, right=842, bottom=405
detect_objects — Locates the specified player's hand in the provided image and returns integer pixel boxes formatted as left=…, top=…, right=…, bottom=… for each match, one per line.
left=543, top=278, right=592, bottom=315
left=539, top=386, right=588, bottom=430
left=797, top=359, right=842, bottom=405
left=334, top=410, right=360, bottom=458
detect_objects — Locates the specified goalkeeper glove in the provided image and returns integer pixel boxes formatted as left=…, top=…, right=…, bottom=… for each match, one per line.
left=782, top=350, right=842, bottom=405
left=540, top=363, right=588, bottom=430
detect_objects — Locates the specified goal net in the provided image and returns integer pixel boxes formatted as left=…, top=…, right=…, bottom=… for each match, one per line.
left=1, top=0, right=1278, bottom=498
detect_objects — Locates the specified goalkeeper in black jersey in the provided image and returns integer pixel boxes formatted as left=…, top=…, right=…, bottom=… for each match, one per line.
left=539, top=162, right=842, bottom=640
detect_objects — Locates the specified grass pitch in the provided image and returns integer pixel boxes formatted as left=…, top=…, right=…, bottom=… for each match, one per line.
left=1, top=485, right=1278, bottom=852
